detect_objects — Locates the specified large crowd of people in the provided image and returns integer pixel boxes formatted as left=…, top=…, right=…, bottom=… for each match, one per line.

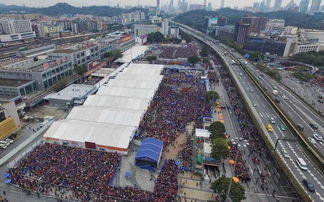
left=9, top=143, right=180, bottom=201
left=178, top=138, right=193, bottom=170
left=139, top=69, right=211, bottom=145
left=159, top=44, right=198, bottom=59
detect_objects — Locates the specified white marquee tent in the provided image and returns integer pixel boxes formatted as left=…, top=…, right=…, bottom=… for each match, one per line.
left=67, top=106, right=144, bottom=127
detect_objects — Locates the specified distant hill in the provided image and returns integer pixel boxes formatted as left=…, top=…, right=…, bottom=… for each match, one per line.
left=0, top=3, right=147, bottom=17
left=174, top=8, right=324, bottom=31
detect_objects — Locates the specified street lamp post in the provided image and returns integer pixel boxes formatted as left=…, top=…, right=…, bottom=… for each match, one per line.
left=225, top=140, right=246, bottom=201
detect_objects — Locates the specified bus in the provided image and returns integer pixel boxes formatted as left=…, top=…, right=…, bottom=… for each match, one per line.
left=296, top=157, right=308, bottom=171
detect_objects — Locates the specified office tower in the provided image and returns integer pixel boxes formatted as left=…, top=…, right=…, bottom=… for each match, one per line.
left=157, top=0, right=160, bottom=9
left=233, top=23, right=250, bottom=44
left=266, top=0, right=271, bottom=9
left=299, top=0, right=310, bottom=12
left=309, top=0, right=321, bottom=13
left=273, top=0, right=282, bottom=10
left=220, top=0, right=224, bottom=8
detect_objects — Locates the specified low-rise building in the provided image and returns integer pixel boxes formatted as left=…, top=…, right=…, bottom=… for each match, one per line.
left=134, top=24, right=160, bottom=37
left=44, top=84, right=97, bottom=109
left=0, top=101, right=20, bottom=140
left=0, top=57, right=73, bottom=91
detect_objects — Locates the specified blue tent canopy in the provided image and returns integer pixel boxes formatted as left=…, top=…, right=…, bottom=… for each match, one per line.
left=135, top=138, right=163, bottom=172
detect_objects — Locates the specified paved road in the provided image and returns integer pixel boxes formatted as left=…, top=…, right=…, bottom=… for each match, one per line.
left=174, top=22, right=324, bottom=202
left=210, top=60, right=297, bottom=202
left=280, top=71, right=324, bottom=114
left=227, top=49, right=324, bottom=155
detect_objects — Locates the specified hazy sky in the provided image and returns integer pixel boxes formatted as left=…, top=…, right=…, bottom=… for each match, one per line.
left=0, top=0, right=304, bottom=9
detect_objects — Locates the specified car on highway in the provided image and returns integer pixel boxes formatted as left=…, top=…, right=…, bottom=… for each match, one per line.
left=281, top=150, right=290, bottom=158
left=249, top=88, right=254, bottom=93
left=296, top=124, right=304, bottom=131
left=272, top=85, right=278, bottom=90
left=266, top=124, right=273, bottom=132
left=309, top=123, right=318, bottom=130
left=269, top=117, right=275, bottom=124
left=313, top=133, right=323, bottom=142
left=296, top=157, right=308, bottom=171
left=308, top=137, right=317, bottom=144
left=318, top=99, right=323, bottom=104
left=279, top=124, right=286, bottom=131
left=253, top=102, right=257, bottom=107
left=302, top=179, right=315, bottom=192
left=282, top=94, right=288, bottom=100
left=274, top=98, right=280, bottom=103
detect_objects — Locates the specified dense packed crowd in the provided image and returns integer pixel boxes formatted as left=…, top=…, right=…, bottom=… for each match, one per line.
left=9, top=143, right=180, bottom=201
left=9, top=143, right=120, bottom=200
left=154, top=160, right=179, bottom=201
left=178, top=138, right=193, bottom=169
left=159, top=44, right=198, bottom=59
left=139, top=69, right=210, bottom=145
left=207, top=71, right=218, bottom=83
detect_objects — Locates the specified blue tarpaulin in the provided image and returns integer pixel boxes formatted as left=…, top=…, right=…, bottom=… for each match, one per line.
left=2, top=173, right=10, bottom=179
left=135, top=138, right=163, bottom=172
left=4, top=179, right=11, bottom=184
left=125, top=171, right=132, bottom=178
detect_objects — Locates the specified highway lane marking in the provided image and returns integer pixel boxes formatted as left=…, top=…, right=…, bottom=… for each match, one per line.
left=276, top=127, right=286, bottom=137
left=316, top=192, right=324, bottom=201
left=259, top=113, right=263, bottom=118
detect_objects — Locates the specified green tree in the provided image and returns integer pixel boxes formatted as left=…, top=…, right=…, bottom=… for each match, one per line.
left=256, top=64, right=281, bottom=82
left=211, top=177, right=246, bottom=202
left=211, top=138, right=229, bottom=160
left=111, top=49, right=123, bottom=58
left=200, top=46, right=209, bottom=57
left=208, top=121, right=226, bottom=139
left=146, top=55, right=157, bottom=63
left=147, top=32, right=165, bottom=43
left=206, top=91, right=219, bottom=103
left=74, top=64, right=88, bottom=75
left=202, top=57, right=210, bottom=64
left=188, top=55, right=201, bottom=65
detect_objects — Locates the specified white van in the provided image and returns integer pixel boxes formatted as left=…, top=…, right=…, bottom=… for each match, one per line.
left=296, top=157, right=308, bottom=171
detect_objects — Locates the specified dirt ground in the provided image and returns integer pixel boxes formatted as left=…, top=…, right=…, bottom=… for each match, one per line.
left=25, top=105, right=66, bottom=120
left=162, top=133, right=187, bottom=160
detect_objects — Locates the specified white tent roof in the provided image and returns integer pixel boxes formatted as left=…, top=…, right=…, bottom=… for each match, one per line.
left=84, top=95, right=150, bottom=111
left=116, top=73, right=163, bottom=81
left=44, top=119, right=135, bottom=150
left=105, top=79, right=161, bottom=89
left=67, top=106, right=144, bottom=127
left=96, top=86, right=156, bottom=99
left=195, top=128, right=211, bottom=138
left=116, top=45, right=149, bottom=63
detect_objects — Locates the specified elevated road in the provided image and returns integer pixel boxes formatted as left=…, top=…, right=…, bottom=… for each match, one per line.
left=173, top=21, right=324, bottom=202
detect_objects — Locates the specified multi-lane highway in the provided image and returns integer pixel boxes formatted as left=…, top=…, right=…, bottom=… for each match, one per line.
left=223, top=46, right=324, bottom=155
left=174, top=21, right=324, bottom=201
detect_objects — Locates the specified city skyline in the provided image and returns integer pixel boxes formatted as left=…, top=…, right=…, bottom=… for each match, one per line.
left=0, top=0, right=315, bottom=9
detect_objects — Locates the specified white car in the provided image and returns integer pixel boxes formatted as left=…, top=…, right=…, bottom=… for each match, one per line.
left=269, top=117, right=276, bottom=124
left=313, top=133, right=323, bottom=142
left=0, top=143, right=7, bottom=149
left=5, top=139, right=13, bottom=144
left=281, top=150, right=290, bottom=158
left=282, top=94, right=288, bottom=100
left=308, top=137, right=317, bottom=144
left=0, top=141, right=9, bottom=146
